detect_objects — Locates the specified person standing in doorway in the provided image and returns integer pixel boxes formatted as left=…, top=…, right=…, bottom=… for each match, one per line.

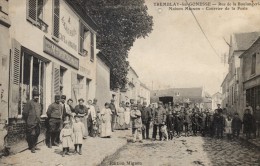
left=47, top=95, right=63, bottom=148
left=22, top=89, right=42, bottom=153
left=110, top=99, right=117, bottom=132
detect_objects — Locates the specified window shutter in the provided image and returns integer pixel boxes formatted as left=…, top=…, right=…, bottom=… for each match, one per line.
left=53, top=0, right=60, bottom=39
left=52, top=63, right=60, bottom=101
left=71, top=72, right=78, bottom=106
left=26, top=0, right=38, bottom=25
left=9, top=39, right=21, bottom=118
left=90, top=32, right=94, bottom=61
left=79, top=22, right=84, bottom=54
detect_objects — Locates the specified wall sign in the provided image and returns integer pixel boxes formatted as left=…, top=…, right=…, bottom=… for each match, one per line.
left=43, top=37, right=79, bottom=69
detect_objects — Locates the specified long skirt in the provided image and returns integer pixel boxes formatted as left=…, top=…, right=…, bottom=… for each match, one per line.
left=79, top=116, right=88, bottom=137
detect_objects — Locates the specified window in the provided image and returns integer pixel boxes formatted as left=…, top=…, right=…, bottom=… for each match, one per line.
left=251, top=53, right=256, bottom=75
left=79, top=22, right=94, bottom=61
left=60, top=67, right=66, bottom=95
left=26, top=0, right=47, bottom=29
left=19, top=52, right=45, bottom=115
left=53, top=0, right=60, bottom=40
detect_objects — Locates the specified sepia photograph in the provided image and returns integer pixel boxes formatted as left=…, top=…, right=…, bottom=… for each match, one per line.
left=0, top=0, right=260, bottom=165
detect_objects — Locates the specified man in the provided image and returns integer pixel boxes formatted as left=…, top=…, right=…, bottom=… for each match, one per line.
left=152, top=101, right=166, bottom=141
left=110, top=99, right=117, bottom=132
left=86, top=100, right=96, bottom=137
left=141, top=102, right=152, bottom=139
left=255, top=106, right=260, bottom=137
left=130, top=104, right=143, bottom=143
left=22, top=89, right=42, bottom=153
left=137, top=100, right=143, bottom=111
left=214, top=109, right=225, bottom=139
left=216, top=104, right=223, bottom=114
left=245, top=102, right=253, bottom=115
left=46, top=95, right=63, bottom=148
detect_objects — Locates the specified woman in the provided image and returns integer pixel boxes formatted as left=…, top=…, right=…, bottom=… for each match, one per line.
left=74, top=98, right=89, bottom=139
left=115, top=103, right=126, bottom=130
left=124, top=102, right=131, bottom=129
left=100, top=103, right=112, bottom=138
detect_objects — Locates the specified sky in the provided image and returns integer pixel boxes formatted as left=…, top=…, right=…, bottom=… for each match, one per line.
left=128, top=0, right=260, bottom=95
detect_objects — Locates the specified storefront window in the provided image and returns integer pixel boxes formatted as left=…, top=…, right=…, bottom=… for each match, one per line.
left=19, top=52, right=45, bottom=115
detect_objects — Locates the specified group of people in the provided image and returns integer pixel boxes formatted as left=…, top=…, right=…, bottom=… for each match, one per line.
left=22, top=89, right=121, bottom=155
left=22, top=90, right=260, bottom=156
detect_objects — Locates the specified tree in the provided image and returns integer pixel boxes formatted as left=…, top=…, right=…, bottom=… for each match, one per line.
left=76, top=0, right=153, bottom=89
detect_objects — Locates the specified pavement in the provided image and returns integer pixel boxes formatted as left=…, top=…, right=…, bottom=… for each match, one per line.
left=101, top=135, right=260, bottom=166
left=0, top=129, right=131, bottom=166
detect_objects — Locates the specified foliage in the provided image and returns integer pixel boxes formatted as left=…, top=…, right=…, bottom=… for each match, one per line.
left=76, top=0, right=153, bottom=89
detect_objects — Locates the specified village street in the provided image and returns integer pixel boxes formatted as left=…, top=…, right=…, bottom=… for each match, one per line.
left=101, top=133, right=260, bottom=166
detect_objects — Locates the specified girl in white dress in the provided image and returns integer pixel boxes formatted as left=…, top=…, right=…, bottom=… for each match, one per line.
left=124, top=102, right=131, bottom=129
left=72, top=115, right=85, bottom=155
left=60, top=121, right=73, bottom=157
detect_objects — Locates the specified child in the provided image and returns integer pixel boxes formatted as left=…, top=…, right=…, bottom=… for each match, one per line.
left=72, top=115, right=85, bottom=155
left=160, top=125, right=168, bottom=141
left=225, top=115, right=232, bottom=140
left=231, top=113, right=242, bottom=139
left=60, top=120, right=73, bottom=157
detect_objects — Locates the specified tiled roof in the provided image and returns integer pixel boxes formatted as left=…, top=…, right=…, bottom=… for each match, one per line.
left=152, top=87, right=203, bottom=98
left=233, top=32, right=260, bottom=51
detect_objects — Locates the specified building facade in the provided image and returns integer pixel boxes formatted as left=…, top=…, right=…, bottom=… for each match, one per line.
left=221, top=32, right=260, bottom=117
left=240, top=37, right=260, bottom=115
left=0, top=0, right=11, bottom=151
left=211, top=92, right=222, bottom=110
left=6, top=0, right=98, bottom=153
left=139, top=83, right=151, bottom=105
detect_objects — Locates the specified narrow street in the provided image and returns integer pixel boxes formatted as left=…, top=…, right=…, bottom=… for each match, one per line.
left=101, top=135, right=260, bottom=166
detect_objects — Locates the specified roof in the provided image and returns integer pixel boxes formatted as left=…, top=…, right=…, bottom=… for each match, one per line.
left=64, top=0, right=98, bottom=31
left=233, top=32, right=260, bottom=51
left=212, top=92, right=222, bottom=97
left=140, top=82, right=150, bottom=91
left=151, top=87, right=203, bottom=98
left=129, top=66, right=139, bottom=78
left=97, top=52, right=114, bottom=69
left=239, top=36, right=260, bottom=58
left=221, top=73, right=230, bottom=87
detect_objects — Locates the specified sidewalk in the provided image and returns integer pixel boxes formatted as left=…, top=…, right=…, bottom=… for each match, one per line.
left=239, top=135, right=260, bottom=150
left=0, top=130, right=132, bottom=166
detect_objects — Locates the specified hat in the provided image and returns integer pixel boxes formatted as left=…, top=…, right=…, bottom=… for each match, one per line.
left=61, top=95, right=66, bottom=100
left=78, top=98, right=84, bottom=102
left=55, top=95, right=60, bottom=100
left=158, top=101, right=163, bottom=105
left=93, top=98, right=97, bottom=101
left=32, top=89, right=40, bottom=96
left=111, top=99, right=115, bottom=102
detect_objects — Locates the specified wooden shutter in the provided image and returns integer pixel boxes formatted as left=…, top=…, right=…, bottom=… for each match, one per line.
left=53, top=0, right=60, bottom=39
left=26, top=0, right=38, bottom=25
left=79, top=22, right=84, bottom=54
left=52, top=63, right=60, bottom=101
left=71, top=72, right=78, bottom=106
left=90, top=32, right=94, bottom=61
left=9, top=39, right=21, bottom=118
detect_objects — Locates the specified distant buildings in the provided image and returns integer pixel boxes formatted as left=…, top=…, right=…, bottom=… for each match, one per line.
left=151, top=87, right=212, bottom=110
left=211, top=92, right=222, bottom=110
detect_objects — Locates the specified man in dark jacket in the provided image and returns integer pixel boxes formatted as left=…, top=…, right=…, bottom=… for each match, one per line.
left=152, top=101, right=166, bottom=141
left=141, top=102, right=152, bottom=139
left=46, top=95, right=63, bottom=148
left=22, top=89, right=42, bottom=153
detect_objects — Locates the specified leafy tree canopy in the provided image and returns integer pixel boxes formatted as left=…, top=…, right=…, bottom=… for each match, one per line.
left=76, top=0, right=153, bottom=89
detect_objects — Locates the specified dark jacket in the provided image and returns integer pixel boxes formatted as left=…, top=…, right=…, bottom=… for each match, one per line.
left=109, top=103, right=116, bottom=115
left=47, top=103, right=63, bottom=119
left=74, top=104, right=88, bottom=116
left=141, top=107, right=152, bottom=123
left=22, top=100, right=42, bottom=128
left=153, top=107, right=166, bottom=125
left=243, top=113, right=253, bottom=132
left=231, top=116, right=242, bottom=131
